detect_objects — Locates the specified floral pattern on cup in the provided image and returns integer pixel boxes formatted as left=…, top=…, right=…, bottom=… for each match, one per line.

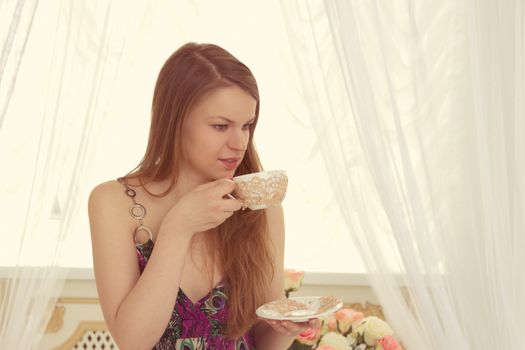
left=233, top=170, right=288, bottom=210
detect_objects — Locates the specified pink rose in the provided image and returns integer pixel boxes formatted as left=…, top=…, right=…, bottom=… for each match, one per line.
left=335, top=308, right=364, bottom=333
left=377, top=335, right=400, bottom=350
left=319, top=314, right=338, bottom=336
left=326, top=315, right=338, bottom=331
left=296, top=326, right=321, bottom=346
left=335, top=308, right=364, bottom=322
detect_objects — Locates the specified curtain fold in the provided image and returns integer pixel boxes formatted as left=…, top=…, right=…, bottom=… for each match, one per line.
left=281, top=0, right=524, bottom=348
left=0, top=1, right=147, bottom=347
left=0, top=0, right=39, bottom=129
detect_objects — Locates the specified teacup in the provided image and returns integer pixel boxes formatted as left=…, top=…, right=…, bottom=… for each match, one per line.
left=232, top=170, right=288, bottom=210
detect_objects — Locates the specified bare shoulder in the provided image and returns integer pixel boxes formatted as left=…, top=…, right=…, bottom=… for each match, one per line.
left=89, top=179, right=127, bottom=207
left=89, top=180, right=129, bottom=212
left=88, top=179, right=136, bottom=237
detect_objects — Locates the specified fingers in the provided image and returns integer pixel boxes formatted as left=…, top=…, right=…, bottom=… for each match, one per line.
left=221, top=197, right=242, bottom=212
left=264, top=320, right=291, bottom=335
left=214, top=178, right=237, bottom=197
left=198, top=178, right=234, bottom=195
left=209, top=179, right=243, bottom=211
left=190, top=179, right=243, bottom=223
left=263, top=319, right=316, bottom=337
left=308, top=318, right=321, bottom=328
left=230, top=181, right=243, bottom=200
left=198, top=178, right=244, bottom=202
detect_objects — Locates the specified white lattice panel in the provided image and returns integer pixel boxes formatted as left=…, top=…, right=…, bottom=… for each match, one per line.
left=72, top=330, right=117, bottom=350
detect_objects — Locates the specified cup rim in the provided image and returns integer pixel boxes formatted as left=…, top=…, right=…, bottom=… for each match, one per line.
left=232, top=170, right=287, bottom=182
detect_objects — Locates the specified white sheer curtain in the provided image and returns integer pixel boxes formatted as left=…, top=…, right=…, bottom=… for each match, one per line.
left=1, top=1, right=362, bottom=346
left=0, top=1, right=149, bottom=347
left=281, top=0, right=524, bottom=349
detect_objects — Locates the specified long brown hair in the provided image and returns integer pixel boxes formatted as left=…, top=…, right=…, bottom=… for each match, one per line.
left=122, top=42, right=274, bottom=338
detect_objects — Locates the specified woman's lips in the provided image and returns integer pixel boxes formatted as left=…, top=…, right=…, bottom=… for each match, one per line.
left=219, top=158, right=240, bottom=170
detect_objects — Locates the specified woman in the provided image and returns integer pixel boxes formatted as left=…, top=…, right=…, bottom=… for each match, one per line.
left=88, top=42, right=318, bottom=349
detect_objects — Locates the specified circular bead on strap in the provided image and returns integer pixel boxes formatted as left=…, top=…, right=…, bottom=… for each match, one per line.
left=134, top=225, right=153, bottom=244
left=129, top=204, right=146, bottom=220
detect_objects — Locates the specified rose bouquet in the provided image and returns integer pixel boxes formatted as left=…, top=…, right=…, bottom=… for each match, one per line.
left=291, top=308, right=403, bottom=350
left=284, top=270, right=403, bottom=350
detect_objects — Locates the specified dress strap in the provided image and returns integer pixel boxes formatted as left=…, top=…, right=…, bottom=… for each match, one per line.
left=117, top=177, right=153, bottom=244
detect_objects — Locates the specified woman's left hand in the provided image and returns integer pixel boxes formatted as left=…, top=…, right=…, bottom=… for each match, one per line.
left=261, top=318, right=321, bottom=338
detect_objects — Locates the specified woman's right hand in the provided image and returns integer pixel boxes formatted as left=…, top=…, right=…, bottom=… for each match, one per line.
left=159, top=178, right=242, bottom=238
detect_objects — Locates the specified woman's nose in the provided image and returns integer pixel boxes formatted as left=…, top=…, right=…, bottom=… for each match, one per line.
left=228, top=128, right=248, bottom=150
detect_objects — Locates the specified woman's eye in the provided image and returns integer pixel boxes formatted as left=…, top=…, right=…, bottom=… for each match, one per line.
left=242, top=123, right=253, bottom=130
left=213, top=124, right=228, bottom=131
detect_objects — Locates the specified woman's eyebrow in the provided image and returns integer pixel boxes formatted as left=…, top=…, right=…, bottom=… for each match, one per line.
left=209, top=115, right=256, bottom=123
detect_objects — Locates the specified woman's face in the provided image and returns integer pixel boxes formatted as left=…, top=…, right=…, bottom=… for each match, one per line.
left=181, top=85, right=257, bottom=183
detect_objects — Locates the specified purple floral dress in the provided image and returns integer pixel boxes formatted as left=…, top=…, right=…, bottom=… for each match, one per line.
left=136, top=240, right=256, bottom=350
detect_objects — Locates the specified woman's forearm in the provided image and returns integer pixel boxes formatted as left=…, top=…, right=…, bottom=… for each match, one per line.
left=106, top=231, right=192, bottom=349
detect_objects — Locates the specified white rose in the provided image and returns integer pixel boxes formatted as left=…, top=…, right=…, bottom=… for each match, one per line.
left=319, top=332, right=351, bottom=350
left=346, top=334, right=357, bottom=346
left=355, top=316, right=393, bottom=345
left=284, top=269, right=304, bottom=292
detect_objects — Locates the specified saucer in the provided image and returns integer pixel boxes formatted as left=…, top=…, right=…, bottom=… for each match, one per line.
left=256, top=295, right=343, bottom=322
